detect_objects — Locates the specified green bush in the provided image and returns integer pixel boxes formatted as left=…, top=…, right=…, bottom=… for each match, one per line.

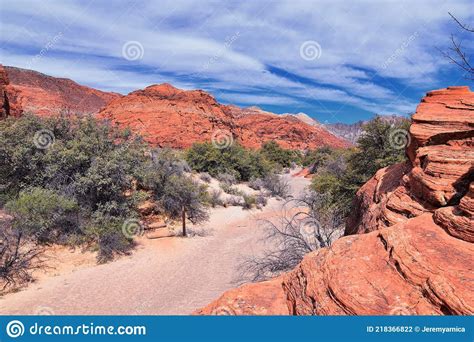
left=185, top=142, right=273, bottom=181
left=5, top=187, right=79, bottom=244
left=242, top=194, right=256, bottom=210
left=309, top=116, right=410, bottom=215
left=220, top=183, right=244, bottom=196
left=260, top=141, right=302, bottom=169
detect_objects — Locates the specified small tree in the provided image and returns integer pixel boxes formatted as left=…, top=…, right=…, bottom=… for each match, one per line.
left=161, top=176, right=209, bottom=236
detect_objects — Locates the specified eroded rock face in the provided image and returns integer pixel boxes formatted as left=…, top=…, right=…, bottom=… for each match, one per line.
left=0, top=65, right=22, bottom=118
left=346, top=86, right=474, bottom=235
left=98, top=83, right=349, bottom=150
left=198, top=87, right=474, bottom=316
left=4, top=66, right=120, bottom=116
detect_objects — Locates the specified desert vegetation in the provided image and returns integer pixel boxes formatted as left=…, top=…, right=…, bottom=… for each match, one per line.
left=185, top=140, right=301, bottom=181
left=0, top=111, right=409, bottom=291
left=242, top=116, right=410, bottom=281
left=0, top=114, right=212, bottom=288
left=0, top=113, right=304, bottom=289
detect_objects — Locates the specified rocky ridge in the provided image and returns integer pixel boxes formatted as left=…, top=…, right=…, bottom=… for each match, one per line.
left=0, top=65, right=121, bottom=117
left=197, top=86, right=474, bottom=315
left=98, top=83, right=349, bottom=150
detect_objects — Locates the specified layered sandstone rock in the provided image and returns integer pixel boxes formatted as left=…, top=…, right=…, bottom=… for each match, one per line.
left=346, top=86, right=474, bottom=235
left=3, top=66, right=120, bottom=116
left=197, top=87, right=474, bottom=315
left=98, top=83, right=349, bottom=150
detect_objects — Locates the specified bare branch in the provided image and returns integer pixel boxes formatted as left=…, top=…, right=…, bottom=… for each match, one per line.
left=449, top=12, right=474, bottom=32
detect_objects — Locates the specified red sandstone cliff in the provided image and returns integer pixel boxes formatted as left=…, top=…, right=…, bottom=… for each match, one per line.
left=98, top=83, right=349, bottom=150
left=197, top=86, right=474, bottom=315
left=1, top=65, right=121, bottom=117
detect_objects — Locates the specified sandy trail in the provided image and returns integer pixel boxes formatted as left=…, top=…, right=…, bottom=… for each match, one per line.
left=0, top=175, right=309, bottom=315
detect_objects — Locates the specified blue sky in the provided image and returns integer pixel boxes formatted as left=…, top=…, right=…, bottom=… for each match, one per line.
left=0, top=0, right=473, bottom=123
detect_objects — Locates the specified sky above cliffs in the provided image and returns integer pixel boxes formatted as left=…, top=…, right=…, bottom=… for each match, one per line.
left=1, top=0, right=473, bottom=123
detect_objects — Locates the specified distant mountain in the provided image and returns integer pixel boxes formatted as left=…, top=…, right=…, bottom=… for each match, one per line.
left=326, top=115, right=408, bottom=144
left=280, top=111, right=408, bottom=145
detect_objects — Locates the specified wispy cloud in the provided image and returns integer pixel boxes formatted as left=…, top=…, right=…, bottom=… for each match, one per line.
left=0, top=0, right=472, bottom=123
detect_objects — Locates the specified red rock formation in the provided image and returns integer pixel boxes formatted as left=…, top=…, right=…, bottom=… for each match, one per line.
left=0, top=65, right=22, bottom=118
left=346, top=86, right=474, bottom=235
left=99, top=83, right=236, bottom=148
left=99, top=83, right=349, bottom=150
left=4, top=66, right=120, bottom=117
left=197, top=87, right=474, bottom=315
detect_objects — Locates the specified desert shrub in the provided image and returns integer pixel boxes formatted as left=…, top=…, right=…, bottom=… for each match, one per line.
left=301, top=146, right=335, bottom=168
left=241, top=190, right=344, bottom=281
left=208, top=189, right=223, bottom=208
left=309, top=116, right=410, bottom=215
left=5, top=188, right=80, bottom=244
left=262, top=173, right=290, bottom=198
left=242, top=194, right=256, bottom=210
left=185, top=142, right=272, bottom=181
left=199, top=172, right=212, bottom=183
left=216, top=172, right=237, bottom=185
left=255, top=193, right=268, bottom=209
left=220, top=183, right=244, bottom=196
left=83, top=213, right=134, bottom=263
left=349, top=116, right=409, bottom=179
left=248, top=177, right=264, bottom=190
left=0, top=114, right=198, bottom=261
left=260, top=141, right=302, bottom=169
left=0, top=222, right=43, bottom=290
left=142, top=148, right=189, bottom=199
left=227, top=195, right=243, bottom=207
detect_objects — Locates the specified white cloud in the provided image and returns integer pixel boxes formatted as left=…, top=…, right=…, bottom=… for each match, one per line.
left=1, top=0, right=471, bottom=120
